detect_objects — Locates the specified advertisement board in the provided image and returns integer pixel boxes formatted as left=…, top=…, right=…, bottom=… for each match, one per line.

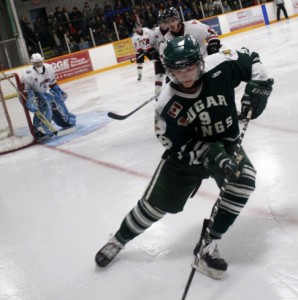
left=47, top=51, right=93, bottom=81
left=113, top=38, right=136, bottom=63
left=292, top=0, right=298, bottom=13
left=227, top=7, right=264, bottom=31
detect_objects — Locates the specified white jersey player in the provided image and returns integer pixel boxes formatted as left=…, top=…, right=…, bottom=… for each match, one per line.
left=148, top=12, right=169, bottom=96
left=131, top=23, right=157, bottom=81
left=22, top=53, right=76, bottom=138
left=161, top=7, right=221, bottom=58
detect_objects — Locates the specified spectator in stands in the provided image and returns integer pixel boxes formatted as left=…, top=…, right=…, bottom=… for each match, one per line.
left=70, top=7, right=84, bottom=31
left=103, top=1, right=113, bottom=14
left=93, top=4, right=102, bottom=18
left=83, top=2, right=93, bottom=23
left=190, top=1, right=203, bottom=19
left=145, top=11, right=156, bottom=28
left=55, top=24, right=67, bottom=50
left=114, top=13, right=124, bottom=26
left=47, top=13, right=57, bottom=32
left=203, top=1, right=214, bottom=17
left=54, top=6, right=67, bottom=26
left=62, top=7, right=71, bottom=23
left=222, top=1, right=232, bottom=12
left=78, top=37, right=90, bottom=50
left=67, top=22, right=77, bottom=37
left=117, top=19, right=130, bottom=39
left=230, top=0, right=241, bottom=10
left=123, top=11, right=135, bottom=35
left=19, top=16, right=38, bottom=53
left=70, top=35, right=79, bottom=52
left=34, top=17, right=49, bottom=47
left=114, top=0, right=125, bottom=10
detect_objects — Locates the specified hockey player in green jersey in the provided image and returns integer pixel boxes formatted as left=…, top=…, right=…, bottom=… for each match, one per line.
left=95, top=34, right=274, bottom=279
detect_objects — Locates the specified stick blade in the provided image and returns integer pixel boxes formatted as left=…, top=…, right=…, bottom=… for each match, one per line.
left=107, top=112, right=128, bottom=120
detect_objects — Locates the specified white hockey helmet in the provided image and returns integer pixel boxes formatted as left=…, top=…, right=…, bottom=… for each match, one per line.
left=30, top=53, right=44, bottom=73
left=30, top=53, right=44, bottom=63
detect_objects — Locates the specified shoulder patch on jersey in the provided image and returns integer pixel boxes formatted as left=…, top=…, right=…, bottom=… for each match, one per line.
left=222, top=49, right=233, bottom=57
left=168, top=101, right=183, bottom=118
left=26, top=70, right=32, bottom=74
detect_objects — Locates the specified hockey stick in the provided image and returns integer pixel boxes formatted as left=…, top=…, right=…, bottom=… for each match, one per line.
left=2, top=72, right=74, bottom=137
left=107, top=95, right=156, bottom=120
left=181, top=109, right=253, bottom=300
left=130, top=52, right=145, bottom=63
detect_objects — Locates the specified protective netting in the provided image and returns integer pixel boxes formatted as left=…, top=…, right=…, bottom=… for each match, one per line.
left=0, top=73, right=35, bottom=154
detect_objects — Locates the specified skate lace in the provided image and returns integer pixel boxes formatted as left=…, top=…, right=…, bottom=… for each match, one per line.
left=202, top=239, right=221, bottom=259
left=102, top=238, right=124, bottom=259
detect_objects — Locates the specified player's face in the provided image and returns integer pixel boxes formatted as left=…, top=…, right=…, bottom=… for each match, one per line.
left=165, top=17, right=180, bottom=32
left=159, top=21, right=168, bottom=31
left=171, top=64, right=199, bottom=88
left=33, top=61, right=43, bottom=68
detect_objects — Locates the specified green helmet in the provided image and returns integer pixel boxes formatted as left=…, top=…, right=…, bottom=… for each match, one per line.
left=163, top=34, right=202, bottom=70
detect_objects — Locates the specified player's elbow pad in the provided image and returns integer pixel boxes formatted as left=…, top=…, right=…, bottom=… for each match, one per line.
left=207, top=39, right=221, bottom=55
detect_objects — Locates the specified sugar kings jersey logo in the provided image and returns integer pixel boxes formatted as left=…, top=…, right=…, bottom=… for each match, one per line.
left=168, top=95, right=234, bottom=137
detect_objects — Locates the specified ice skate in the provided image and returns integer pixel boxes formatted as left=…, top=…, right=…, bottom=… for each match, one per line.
left=137, top=74, right=142, bottom=81
left=95, top=236, right=124, bottom=267
left=193, top=238, right=228, bottom=279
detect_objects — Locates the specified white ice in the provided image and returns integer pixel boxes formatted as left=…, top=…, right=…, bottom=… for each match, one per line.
left=1, top=18, right=298, bottom=300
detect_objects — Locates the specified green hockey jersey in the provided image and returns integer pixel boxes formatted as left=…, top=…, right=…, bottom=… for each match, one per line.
left=155, top=48, right=268, bottom=165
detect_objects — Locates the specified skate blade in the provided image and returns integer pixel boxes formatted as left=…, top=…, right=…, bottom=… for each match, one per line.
left=193, top=260, right=224, bottom=279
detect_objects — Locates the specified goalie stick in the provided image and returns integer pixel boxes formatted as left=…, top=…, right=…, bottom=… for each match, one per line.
left=181, top=109, right=253, bottom=300
left=107, top=95, right=156, bottom=120
left=2, top=72, right=75, bottom=137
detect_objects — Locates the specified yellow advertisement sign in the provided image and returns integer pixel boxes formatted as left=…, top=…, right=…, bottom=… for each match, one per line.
left=113, top=38, right=136, bottom=63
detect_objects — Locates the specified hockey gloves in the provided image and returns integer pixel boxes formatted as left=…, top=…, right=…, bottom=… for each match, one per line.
left=201, top=143, right=244, bottom=178
left=241, top=78, right=274, bottom=119
left=25, top=90, right=38, bottom=113
left=207, top=39, right=221, bottom=55
left=50, top=84, right=68, bottom=101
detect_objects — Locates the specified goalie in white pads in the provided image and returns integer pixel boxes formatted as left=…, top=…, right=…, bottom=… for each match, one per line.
left=95, top=35, right=274, bottom=279
left=21, top=53, right=76, bottom=138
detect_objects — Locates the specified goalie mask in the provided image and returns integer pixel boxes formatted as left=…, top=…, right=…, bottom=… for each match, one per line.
left=30, top=53, right=45, bottom=74
left=163, top=34, right=204, bottom=85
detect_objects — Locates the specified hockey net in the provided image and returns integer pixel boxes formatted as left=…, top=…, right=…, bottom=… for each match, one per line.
left=0, top=73, right=36, bottom=154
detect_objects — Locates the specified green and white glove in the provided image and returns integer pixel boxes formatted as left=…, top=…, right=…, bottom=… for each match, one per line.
left=200, top=143, right=244, bottom=178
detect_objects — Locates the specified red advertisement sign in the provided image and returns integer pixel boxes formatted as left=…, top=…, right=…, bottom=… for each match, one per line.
left=47, top=51, right=93, bottom=81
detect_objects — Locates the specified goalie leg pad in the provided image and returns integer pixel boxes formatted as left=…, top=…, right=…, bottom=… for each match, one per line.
left=50, top=96, right=76, bottom=127
left=33, top=93, right=54, bottom=136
